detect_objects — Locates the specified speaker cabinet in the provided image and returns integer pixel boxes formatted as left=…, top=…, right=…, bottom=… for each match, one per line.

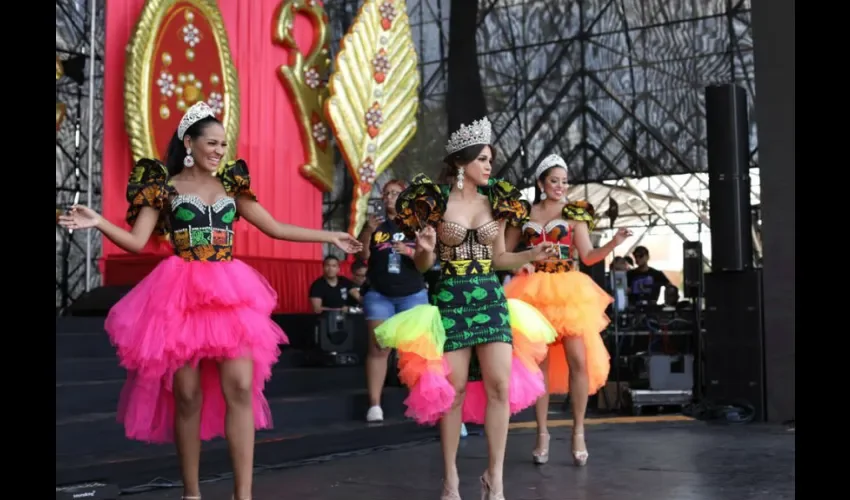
left=704, top=270, right=766, bottom=421
left=315, top=311, right=355, bottom=353
left=705, top=84, right=754, bottom=272
left=682, top=241, right=704, bottom=298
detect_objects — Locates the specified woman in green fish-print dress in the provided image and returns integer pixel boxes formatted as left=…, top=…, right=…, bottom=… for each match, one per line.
left=374, top=118, right=558, bottom=500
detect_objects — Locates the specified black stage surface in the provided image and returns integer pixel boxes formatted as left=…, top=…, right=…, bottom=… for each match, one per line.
left=123, top=419, right=795, bottom=500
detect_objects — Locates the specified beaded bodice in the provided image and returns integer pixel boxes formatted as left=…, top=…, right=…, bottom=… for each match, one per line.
left=515, top=201, right=597, bottom=273
left=438, top=220, right=499, bottom=262
left=168, top=194, right=236, bottom=262
left=124, top=158, right=257, bottom=263
left=521, top=218, right=575, bottom=272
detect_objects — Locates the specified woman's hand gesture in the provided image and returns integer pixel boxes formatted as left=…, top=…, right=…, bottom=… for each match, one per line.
left=58, top=205, right=101, bottom=230
left=611, top=227, right=633, bottom=246
left=529, top=241, right=557, bottom=261
left=415, top=226, right=437, bottom=253
left=331, top=232, right=363, bottom=254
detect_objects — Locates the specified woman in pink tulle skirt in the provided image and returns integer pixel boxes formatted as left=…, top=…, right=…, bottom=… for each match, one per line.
left=58, top=102, right=362, bottom=500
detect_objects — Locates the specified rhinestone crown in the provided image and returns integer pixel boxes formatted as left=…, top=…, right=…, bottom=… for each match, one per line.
left=445, top=117, right=492, bottom=155
left=535, top=153, right=567, bottom=179
left=177, top=101, right=216, bottom=140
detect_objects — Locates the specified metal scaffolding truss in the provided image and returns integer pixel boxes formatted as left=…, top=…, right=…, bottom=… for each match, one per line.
left=53, top=0, right=758, bottom=278
left=321, top=0, right=759, bottom=265
left=56, top=0, right=105, bottom=312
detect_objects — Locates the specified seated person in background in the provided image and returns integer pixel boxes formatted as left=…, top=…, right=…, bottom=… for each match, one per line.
left=349, top=259, right=368, bottom=307
left=626, top=245, right=670, bottom=305
left=309, top=255, right=361, bottom=313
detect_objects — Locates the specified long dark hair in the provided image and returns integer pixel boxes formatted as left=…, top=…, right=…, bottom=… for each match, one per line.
left=440, top=143, right=497, bottom=183
left=532, top=166, right=567, bottom=204
left=163, top=116, right=221, bottom=176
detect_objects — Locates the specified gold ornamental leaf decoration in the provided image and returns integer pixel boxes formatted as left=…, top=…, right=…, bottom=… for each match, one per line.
left=274, top=1, right=335, bottom=193
left=124, top=0, right=240, bottom=164
left=325, top=0, right=420, bottom=236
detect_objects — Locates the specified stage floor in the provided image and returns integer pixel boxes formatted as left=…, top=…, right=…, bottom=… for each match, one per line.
left=127, top=417, right=795, bottom=500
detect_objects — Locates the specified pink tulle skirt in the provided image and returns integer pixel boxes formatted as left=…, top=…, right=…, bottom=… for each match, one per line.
left=105, top=256, right=288, bottom=444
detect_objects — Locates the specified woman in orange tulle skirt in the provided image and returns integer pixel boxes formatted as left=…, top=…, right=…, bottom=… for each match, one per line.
left=504, top=154, right=631, bottom=467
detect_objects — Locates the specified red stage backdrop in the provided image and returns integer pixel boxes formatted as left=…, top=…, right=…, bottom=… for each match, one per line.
left=103, top=0, right=332, bottom=312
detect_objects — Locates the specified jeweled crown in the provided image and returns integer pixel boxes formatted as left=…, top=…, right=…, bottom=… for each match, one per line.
left=445, top=117, right=492, bottom=155
left=534, top=153, right=567, bottom=179
left=177, top=102, right=216, bottom=140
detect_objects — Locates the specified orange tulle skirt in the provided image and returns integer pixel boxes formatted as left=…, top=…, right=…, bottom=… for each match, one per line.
left=504, top=270, right=612, bottom=395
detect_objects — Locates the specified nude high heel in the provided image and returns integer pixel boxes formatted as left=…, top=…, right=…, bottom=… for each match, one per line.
left=480, top=472, right=505, bottom=500
left=572, top=432, right=589, bottom=467
left=441, top=480, right=462, bottom=500
left=532, top=432, right=550, bottom=465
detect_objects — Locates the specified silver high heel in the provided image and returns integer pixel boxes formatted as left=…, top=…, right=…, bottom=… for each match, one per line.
left=480, top=472, right=505, bottom=500
left=532, top=432, right=550, bottom=465
left=572, top=432, right=589, bottom=466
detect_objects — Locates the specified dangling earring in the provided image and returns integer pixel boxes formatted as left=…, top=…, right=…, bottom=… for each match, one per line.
left=184, top=147, right=195, bottom=168
left=540, top=192, right=547, bottom=200
left=456, top=167, right=465, bottom=190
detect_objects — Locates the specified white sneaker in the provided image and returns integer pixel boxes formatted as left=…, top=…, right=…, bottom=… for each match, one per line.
left=366, top=405, right=384, bottom=422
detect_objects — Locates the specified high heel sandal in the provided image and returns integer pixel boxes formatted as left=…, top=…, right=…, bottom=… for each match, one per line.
left=441, top=480, right=462, bottom=500
left=572, top=432, right=589, bottom=467
left=479, top=472, right=505, bottom=500
left=532, top=432, right=550, bottom=465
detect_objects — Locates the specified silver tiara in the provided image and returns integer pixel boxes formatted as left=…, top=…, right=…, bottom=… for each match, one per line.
left=177, top=102, right=216, bottom=140
left=534, top=153, right=567, bottom=179
left=445, top=117, right=492, bottom=155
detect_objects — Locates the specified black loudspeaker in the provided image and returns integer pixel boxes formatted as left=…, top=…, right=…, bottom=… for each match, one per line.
left=703, top=270, right=766, bottom=422
left=705, top=84, right=754, bottom=272
left=682, top=241, right=704, bottom=299
left=315, top=311, right=356, bottom=354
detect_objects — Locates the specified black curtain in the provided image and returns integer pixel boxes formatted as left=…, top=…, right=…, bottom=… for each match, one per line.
left=447, top=0, right=487, bottom=132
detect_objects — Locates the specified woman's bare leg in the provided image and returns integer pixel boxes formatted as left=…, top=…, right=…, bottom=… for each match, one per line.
left=534, top=355, right=550, bottom=456
left=564, top=337, right=589, bottom=456
left=441, top=348, right=472, bottom=493
left=476, top=342, right=513, bottom=494
left=173, top=365, right=203, bottom=498
left=219, top=357, right=255, bottom=499
left=366, top=320, right=390, bottom=411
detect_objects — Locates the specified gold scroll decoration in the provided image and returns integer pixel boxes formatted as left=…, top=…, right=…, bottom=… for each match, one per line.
left=124, top=0, right=240, bottom=163
left=56, top=57, right=66, bottom=132
left=325, top=0, right=420, bottom=236
left=274, top=1, right=334, bottom=193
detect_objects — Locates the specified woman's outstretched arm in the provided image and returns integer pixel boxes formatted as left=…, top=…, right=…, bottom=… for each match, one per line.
left=237, top=197, right=362, bottom=252
left=59, top=205, right=158, bottom=254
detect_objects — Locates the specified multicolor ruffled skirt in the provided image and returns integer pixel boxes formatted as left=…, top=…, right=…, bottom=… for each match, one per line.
left=105, top=256, right=288, bottom=443
left=504, top=267, right=612, bottom=395
left=374, top=259, right=556, bottom=425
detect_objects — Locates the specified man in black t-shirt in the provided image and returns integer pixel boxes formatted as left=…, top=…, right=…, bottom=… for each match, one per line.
left=308, top=255, right=361, bottom=313
left=347, top=259, right=368, bottom=307
left=356, top=180, right=429, bottom=422
left=626, top=246, right=671, bottom=305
